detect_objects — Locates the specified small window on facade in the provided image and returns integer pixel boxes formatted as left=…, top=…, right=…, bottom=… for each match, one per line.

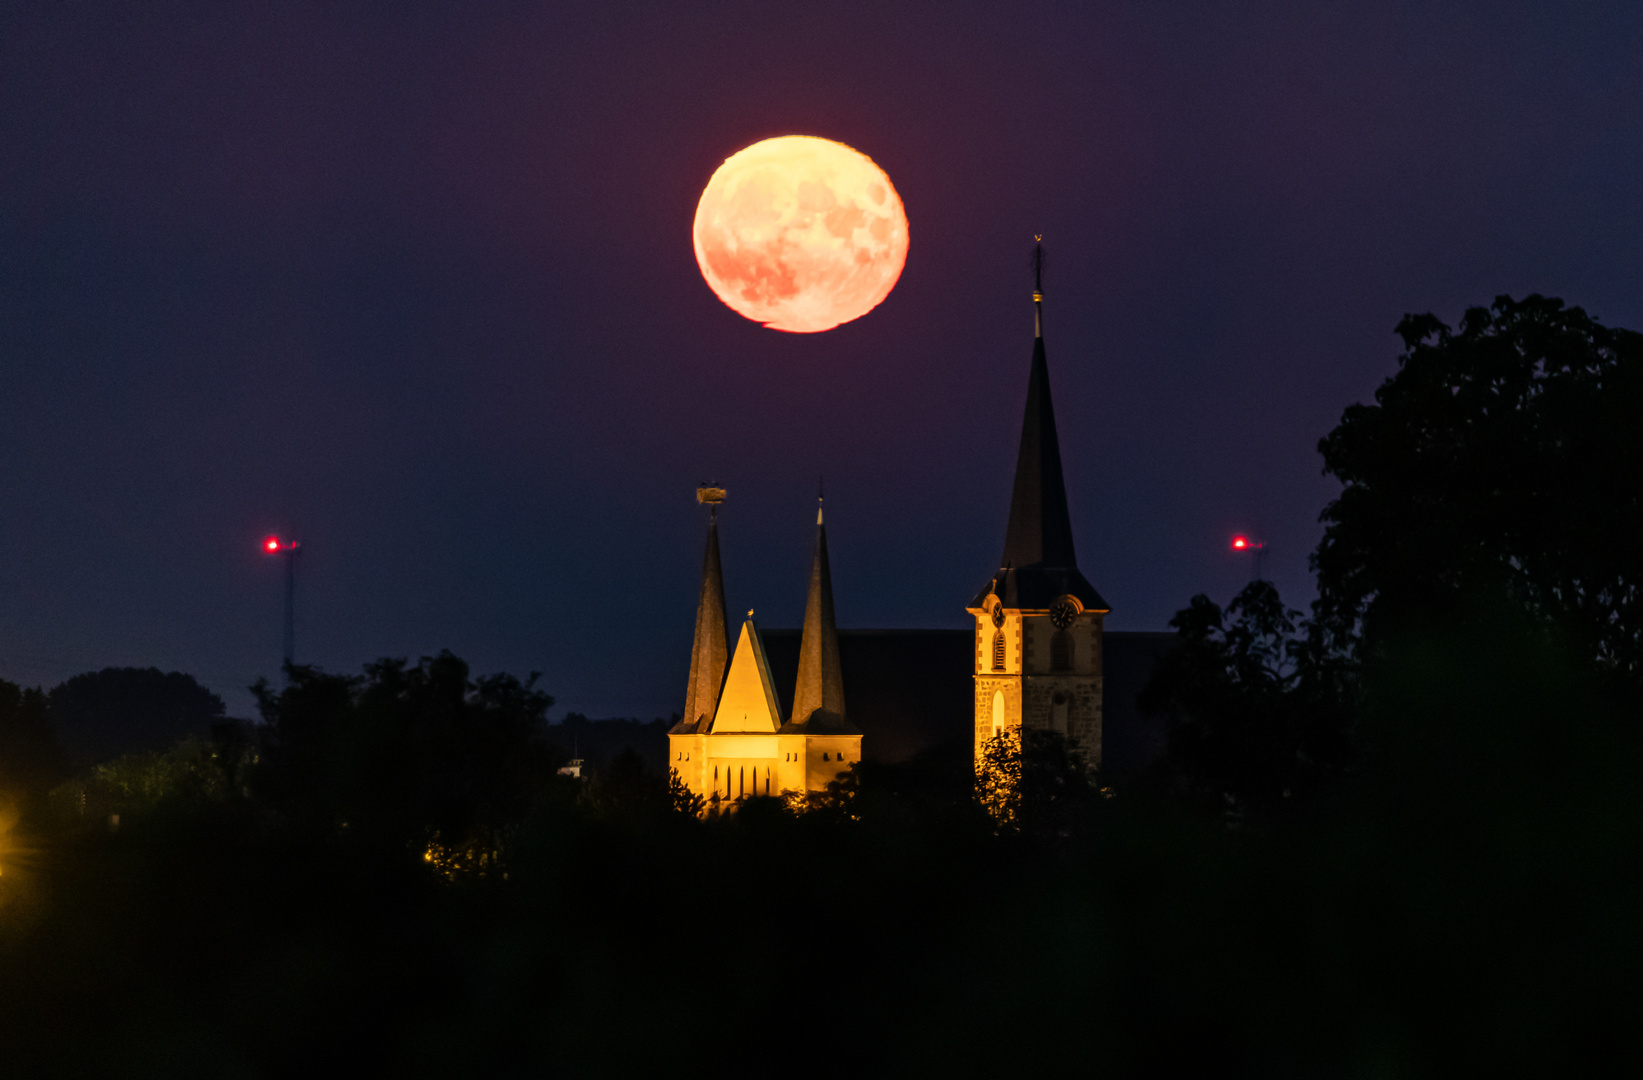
left=1051, top=629, right=1072, bottom=671
left=992, top=630, right=1006, bottom=671
left=823, top=752, right=830, bottom=761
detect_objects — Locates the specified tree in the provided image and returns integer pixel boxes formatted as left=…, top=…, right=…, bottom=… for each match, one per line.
left=1140, top=581, right=1354, bottom=821
left=48, top=667, right=225, bottom=766
left=667, top=769, right=705, bottom=818
left=0, top=679, right=68, bottom=811
left=1314, top=295, right=1643, bottom=674
left=252, top=653, right=555, bottom=863
left=975, top=726, right=1099, bottom=839
left=579, top=747, right=671, bottom=825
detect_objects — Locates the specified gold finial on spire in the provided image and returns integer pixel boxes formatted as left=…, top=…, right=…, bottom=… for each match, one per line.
left=1032, top=236, right=1045, bottom=339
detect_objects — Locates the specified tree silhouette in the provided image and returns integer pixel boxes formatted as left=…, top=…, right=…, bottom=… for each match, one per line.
left=0, top=679, right=67, bottom=812
left=1140, top=581, right=1354, bottom=821
left=975, top=726, right=1099, bottom=838
left=252, top=653, right=554, bottom=863
left=1315, top=294, right=1643, bottom=674
left=48, top=667, right=225, bottom=767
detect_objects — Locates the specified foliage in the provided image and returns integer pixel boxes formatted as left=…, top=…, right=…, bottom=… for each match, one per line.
left=667, top=768, right=705, bottom=818
left=0, top=630, right=1636, bottom=1076
left=252, top=652, right=555, bottom=864
left=0, top=680, right=68, bottom=812
left=780, top=762, right=863, bottom=822
left=975, top=727, right=1022, bottom=826
left=578, top=747, right=672, bottom=825
left=1315, top=294, right=1643, bottom=673
left=47, top=727, right=254, bottom=824
left=1140, top=580, right=1355, bottom=822
left=47, top=667, right=226, bottom=767
left=975, top=726, right=1100, bottom=839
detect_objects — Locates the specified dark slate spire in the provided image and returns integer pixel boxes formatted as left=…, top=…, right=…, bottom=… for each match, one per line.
left=674, top=490, right=729, bottom=735
left=782, top=494, right=857, bottom=734
left=1001, top=334, right=1077, bottom=570
left=971, top=240, right=1109, bottom=613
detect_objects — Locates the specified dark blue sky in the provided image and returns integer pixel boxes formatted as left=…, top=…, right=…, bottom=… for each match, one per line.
left=2, top=1, right=1640, bottom=720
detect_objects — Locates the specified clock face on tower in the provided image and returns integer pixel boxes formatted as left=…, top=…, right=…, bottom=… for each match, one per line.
left=1050, top=599, right=1078, bottom=629
left=991, top=604, right=1005, bottom=628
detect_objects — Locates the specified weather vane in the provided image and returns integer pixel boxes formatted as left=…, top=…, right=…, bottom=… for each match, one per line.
left=696, top=481, right=726, bottom=520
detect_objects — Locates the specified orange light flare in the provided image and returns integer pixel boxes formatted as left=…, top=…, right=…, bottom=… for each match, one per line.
left=692, top=135, right=909, bottom=333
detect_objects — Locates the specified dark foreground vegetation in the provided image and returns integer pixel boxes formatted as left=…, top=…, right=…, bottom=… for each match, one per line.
left=0, top=296, right=1639, bottom=1077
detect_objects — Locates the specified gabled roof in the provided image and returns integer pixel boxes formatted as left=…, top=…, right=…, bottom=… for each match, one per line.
left=708, top=618, right=783, bottom=734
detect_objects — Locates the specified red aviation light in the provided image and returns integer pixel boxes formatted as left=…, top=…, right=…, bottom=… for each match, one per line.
left=1232, top=536, right=1249, bottom=550
left=264, top=537, right=282, bottom=553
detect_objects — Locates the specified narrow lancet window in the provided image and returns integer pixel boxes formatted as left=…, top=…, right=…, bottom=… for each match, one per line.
left=992, top=631, right=1006, bottom=671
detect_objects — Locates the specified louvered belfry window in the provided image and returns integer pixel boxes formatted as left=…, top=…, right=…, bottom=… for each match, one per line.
left=992, top=630, right=1006, bottom=671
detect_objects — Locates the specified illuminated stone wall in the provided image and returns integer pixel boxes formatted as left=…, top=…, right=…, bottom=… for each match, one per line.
left=970, top=606, right=1104, bottom=770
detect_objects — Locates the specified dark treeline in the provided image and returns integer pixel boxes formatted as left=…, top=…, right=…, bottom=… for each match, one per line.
left=0, top=295, right=1639, bottom=1076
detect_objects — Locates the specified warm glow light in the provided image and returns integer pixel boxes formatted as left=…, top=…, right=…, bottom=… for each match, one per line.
left=693, top=135, right=909, bottom=333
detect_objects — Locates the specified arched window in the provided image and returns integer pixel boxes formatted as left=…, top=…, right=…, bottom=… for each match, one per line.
left=991, top=690, right=1006, bottom=738
left=1051, top=629, right=1072, bottom=671
left=992, top=630, right=1006, bottom=671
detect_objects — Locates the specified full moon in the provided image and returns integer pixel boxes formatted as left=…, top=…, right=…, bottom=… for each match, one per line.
left=693, top=136, right=909, bottom=333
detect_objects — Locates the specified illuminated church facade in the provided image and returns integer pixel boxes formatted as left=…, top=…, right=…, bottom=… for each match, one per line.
left=668, top=497, right=862, bottom=808
left=670, top=244, right=1112, bottom=798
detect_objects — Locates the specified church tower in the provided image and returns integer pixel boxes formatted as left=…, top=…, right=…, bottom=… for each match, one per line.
left=667, top=486, right=730, bottom=795
left=967, top=241, right=1109, bottom=771
left=777, top=494, right=862, bottom=788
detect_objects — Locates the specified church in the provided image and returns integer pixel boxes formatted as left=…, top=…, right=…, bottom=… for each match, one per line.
left=669, top=246, right=1157, bottom=806
left=667, top=492, right=862, bottom=807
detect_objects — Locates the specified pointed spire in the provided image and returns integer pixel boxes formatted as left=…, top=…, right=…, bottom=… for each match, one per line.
left=678, top=489, right=729, bottom=734
left=970, top=240, right=1109, bottom=613
left=788, top=497, right=849, bottom=731
left=1002, top=240, right=1075, bottom=570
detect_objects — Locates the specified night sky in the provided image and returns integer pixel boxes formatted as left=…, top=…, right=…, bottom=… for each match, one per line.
left=2, top=2, right=1639, bottom=721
